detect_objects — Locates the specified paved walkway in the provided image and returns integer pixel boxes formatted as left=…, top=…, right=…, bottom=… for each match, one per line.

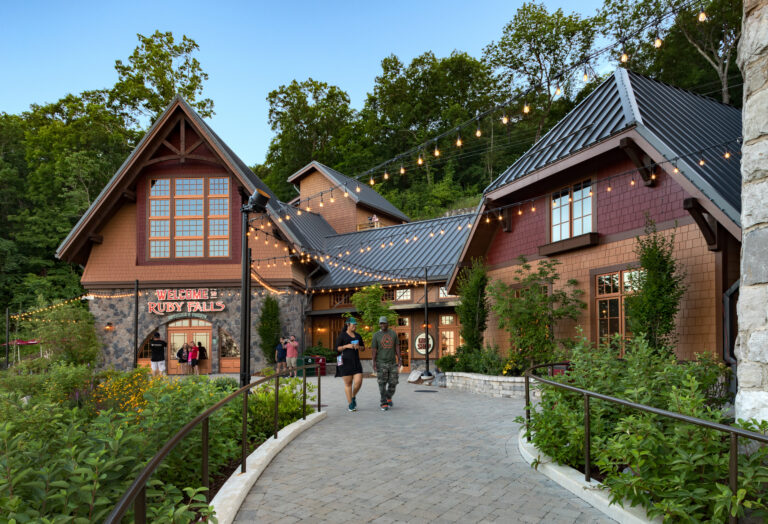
left=233, top=375, right=614, bottom=523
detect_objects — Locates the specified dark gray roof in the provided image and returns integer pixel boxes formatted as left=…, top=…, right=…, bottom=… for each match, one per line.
left=290, top=161, right=410, bottom=223
left=485, top=69, right=742, bottom=227
left=312, top=214, right=473, bottom=288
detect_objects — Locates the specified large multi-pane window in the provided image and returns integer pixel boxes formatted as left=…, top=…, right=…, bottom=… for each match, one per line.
left=551, top=180, right=592, bottom=242
left=148, top=177, right=230, bottom=259
left=595, top=269, right=639, bottom=345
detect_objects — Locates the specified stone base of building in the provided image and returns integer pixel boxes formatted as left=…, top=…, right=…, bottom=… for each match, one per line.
left=444, top=372, right=528, bottom=398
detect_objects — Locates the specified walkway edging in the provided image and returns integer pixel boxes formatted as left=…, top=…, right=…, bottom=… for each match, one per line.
left=211, top=411, right=327, bottom=524
left=517, top=428, right=661, bottom=524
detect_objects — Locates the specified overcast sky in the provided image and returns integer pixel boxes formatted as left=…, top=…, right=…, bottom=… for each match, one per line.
left=1, top=0, right=604, bottom=166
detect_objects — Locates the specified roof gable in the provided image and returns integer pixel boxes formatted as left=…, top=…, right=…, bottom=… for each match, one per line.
left=288, top=161, right=410, bottom=223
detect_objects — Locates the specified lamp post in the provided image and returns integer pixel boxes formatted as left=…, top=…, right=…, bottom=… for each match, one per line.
left=423, top=266, right=432, bottom=377
left=240, top=190, right=270, bottom=387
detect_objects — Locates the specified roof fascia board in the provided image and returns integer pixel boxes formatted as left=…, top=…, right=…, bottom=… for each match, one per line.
left=446, top=201, right=489, bottom=291
left=615, top=68, right=643, bottom=126
left=631, top=127, right=741, bottom=238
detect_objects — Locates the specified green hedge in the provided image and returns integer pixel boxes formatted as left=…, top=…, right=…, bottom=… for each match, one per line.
left=522, top=336, right=768, bottom=522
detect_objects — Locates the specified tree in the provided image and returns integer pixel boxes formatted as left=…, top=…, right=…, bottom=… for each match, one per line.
left=263, top=79, right=354, bottom=200
left=110, top=30, right=214, bottom=124
left=24, top=301, right=100, bottom=364
left=624, top=219, right=686, bottom=351
left=599, top=0, right=742, bottom=104
left=258, top=296, right=282, bottom=364
left=489, top=257, right=585, bottom=366
left=455, top=259, right=489, bottom=351
left=348, top=286, right=398, bottom=346
left=484, top=2, right=598, bottom=140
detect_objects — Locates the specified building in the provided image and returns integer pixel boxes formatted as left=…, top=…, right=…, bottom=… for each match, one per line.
left=450, top=69, right=742, bottom=362
left=56, top=99, right=470, bottom=373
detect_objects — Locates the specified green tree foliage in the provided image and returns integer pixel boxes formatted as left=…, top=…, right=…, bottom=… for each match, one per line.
left=348, top=285, right=398, bottom=346
left=599, top=0, right=743, bottom=105
left=21, top=302, right=100, bottom=365
left=624, top=219, right=687, bottom=351
left=489, top=257, right=585, bottom=366
left=263, top=79, right=355, bottom=200
left=111, top=30, right=215, bottom=124
left=258, top=296, right=282, bottom=364
left=484, top=2, right=598, bottom=140
left=455, top=258, right=489, bottom=351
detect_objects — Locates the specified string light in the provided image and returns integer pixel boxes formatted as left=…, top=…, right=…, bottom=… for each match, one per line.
left=434, top=143, right=440, bottom=157
left=630, top=177, right=636, bottom=186
left=400, top=165, right=405, bottom=175
left=475, top=125, right=482, bottom=138
left=583, top=70, right=589, bottom=82
left=344, top=186, right=349, bottom=197
left=501, top=114, right=509, bottom=125
left=555, top=85, right=561, bottom=96
left=319, top=195, right=324, bottom=207
left=620, top=50, right=629, bottom=63
left=456, top=135, right=463, bottom=147
left=417, top=154, right=423, bottom=166
left=355, top=184, right=361, bottom=193
left=369, top=176, right=375, bottom=186
left=523, top=101, right=530, bottom=114
left=383, top=171, right=389, bottom=180
left=654, top=34, right=663, bottom=48
left=698, top=6, right=707, bottom=22
left=699, top=159, right=705, bottom=166
left=724, top=151, right=731, bottom=159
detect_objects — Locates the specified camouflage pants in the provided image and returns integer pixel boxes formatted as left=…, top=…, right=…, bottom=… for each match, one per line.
left=377, top=361, right=399, bottom=403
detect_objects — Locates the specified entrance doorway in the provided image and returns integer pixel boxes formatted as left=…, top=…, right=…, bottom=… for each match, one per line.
left=395, top=317, right=411, bottom=372
left=167, top=319, right=212, bottom=375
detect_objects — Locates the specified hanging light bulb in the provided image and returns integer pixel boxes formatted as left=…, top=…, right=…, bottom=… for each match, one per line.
left=456, top=135, right=463, bottom=147
left=724, top=151, right=731, bottom=159
left=501, top=114, right=509, bottom=125
left=384, top=171, right=389, bottom=180
left=319, top=195, right=324, bottom=207
left=698, top=6, right=707, bottom=22
left=583, top=70, right=589, bottom=82
left=630, top=178, right=636, bottom=186
left=654, top=35, right=663, bottom=48
left=343, top=186, right=349, bottom=197
left=620, top=50, right=629, bottom=63
left=607, top=183, right=613, bottom=192
left=400, top=164, right=405, bottom=175
left=369, top=176, right=375, bottom=186
left=699, top=159, right=706, bottom=166
left=523, top=101, right=530, bottom=114
left=555, top=85, right=561, bottom=96
left=355, top=184, right=361, bottom=193
left=329, top=191, right=335, bottom=203
left=417, top=154, right=423, bottom=165
left=434, top=143, right=440, bottom=157
left=297, top=209, right=302, bottom=215
left=518, top=207, right=522, bottom=216
left=475, top=124, right=482, bottom=137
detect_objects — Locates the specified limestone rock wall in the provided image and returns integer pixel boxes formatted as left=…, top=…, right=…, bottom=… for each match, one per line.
left=736, top=0, right=768, bottom=421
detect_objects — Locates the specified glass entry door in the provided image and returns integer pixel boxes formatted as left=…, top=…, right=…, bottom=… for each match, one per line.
left=397, top=332, right=410, bottom=372
left=167, top=319, right=212, bottom=375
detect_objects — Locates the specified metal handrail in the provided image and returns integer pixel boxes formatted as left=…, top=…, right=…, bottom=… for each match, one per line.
left=524, top=362, right=768, bottom=524
left=105, top=364, right=321, bottom=524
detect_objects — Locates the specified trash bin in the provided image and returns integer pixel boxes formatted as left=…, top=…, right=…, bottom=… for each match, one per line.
left=297, top=356, right=315, bottom=377
left=311, top=356, right=326, bottom=376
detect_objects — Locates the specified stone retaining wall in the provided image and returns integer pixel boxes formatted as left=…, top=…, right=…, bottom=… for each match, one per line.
left=444, top=372, right=528, bottom=398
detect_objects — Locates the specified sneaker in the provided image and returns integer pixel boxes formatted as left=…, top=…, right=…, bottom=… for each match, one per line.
left=380, top=403, right=389, bottom=411
left=348, top=402, right=357, bottom=412
left=387, top=399, right=393, bottom=407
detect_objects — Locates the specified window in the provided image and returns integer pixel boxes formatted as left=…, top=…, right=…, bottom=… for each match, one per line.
left=148, top=177, right=230, bottom=259
left=595, top=269, right=637, bottom=344
left=441, top=331, right=456, bottom=355
left=440, top=315, right=455, bottom=325
left=395, top=289, right=411, bottom=301
left=382, top=289, right=395, bottom=301
left=397, top=317, right=409, bottom=327
left=551, top=180, right=592, bottom=242
left=439, top=286, right=457, bottom=298
left=331, top=292, right=352, bottom=306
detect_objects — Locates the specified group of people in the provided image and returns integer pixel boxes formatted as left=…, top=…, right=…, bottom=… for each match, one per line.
left=335, top=316, right=402, bottom=412
left=147, top=332, right=207, bottom=377
left=275, top=335, right=299, bottom=377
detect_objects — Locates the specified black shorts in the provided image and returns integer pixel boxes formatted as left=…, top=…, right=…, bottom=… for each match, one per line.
left=189, top=359, right=198, bottom=367
left=338, top=349, right=363, bottom=377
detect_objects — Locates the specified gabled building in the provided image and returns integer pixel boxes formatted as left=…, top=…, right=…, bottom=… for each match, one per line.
left=451, top=69, right=742, bottom=361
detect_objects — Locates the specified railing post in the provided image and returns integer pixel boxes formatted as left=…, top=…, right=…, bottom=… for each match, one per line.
left=134, top=485, right=146, bottom=524
left=584, top=394, right=591, bottom=482
left=274, top=373, right=280, bottom=439
left=302, top=365, right=307, bottom=420
left=317, top=366, right=321, bottom=413
left=730, top=432, right=738, bottom=524
left=524, top=372, right=531, bottom=442
left=241, top=389, right=248, bottom=474
left=202, top=417, right=209, bottom=502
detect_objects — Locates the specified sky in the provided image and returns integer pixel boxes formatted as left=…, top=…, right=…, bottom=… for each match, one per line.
left=1, top=0, right=605, bottom=166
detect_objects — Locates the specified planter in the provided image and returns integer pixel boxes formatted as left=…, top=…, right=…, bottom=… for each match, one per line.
left=443, top=371, right=533, bottom=398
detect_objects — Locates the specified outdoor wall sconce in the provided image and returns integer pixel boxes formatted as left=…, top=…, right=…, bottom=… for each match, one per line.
left=104, top=322, right=115, bottom=332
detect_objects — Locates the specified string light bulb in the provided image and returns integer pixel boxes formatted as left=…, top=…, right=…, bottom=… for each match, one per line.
left=699, top=159, right=706, bottom=166
left=417, top=154, right=423, bottom=165
left=456, top=135, right=463, bottom=147
left=383, top=171, right=389, bottom=180
left=355, top=184, right=361, bottom=193
left=523, top=101, right=530, bottom=114
left=501, top=114, right=509, bottom=125
left=344, top=186, right=349, bottom=198
left=400, top=164, right=405, bottom=175
left=620, top=50, right=629, bottom=63
left=518, top=207, right=522, bottom=216
left=369, top=177, right=375, bottom=186
left=630, top=178, right=636, bottom=186
left=433, top=143, right=440, bottom=157
left=654, top=35, right=663, bottom=48
left=555, top=85, right=561, bottom=96
left=724, top=151, right=731, bottom=159
left=698, top=6, right=707, bottom=22
left=583, top=70, right=589, bottom=82
left=475, top=126, right=482, bottom=138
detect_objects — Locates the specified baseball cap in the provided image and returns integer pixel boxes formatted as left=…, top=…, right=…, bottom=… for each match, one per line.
left=379, top=316, right=389, bottom=324
left=347, top=317, right=357, bottom=325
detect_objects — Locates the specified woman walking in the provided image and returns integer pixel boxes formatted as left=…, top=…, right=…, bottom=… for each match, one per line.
left=335, top=318, right=364, bottom=411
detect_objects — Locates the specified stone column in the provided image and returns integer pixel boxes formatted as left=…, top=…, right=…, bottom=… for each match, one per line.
left=735, top=0, right=768, bottom=421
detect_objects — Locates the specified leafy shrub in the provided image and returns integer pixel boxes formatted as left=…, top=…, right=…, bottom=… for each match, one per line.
left=42, top=362, right=98, bottom=405
left=258, top=296, right=282, bottom=364
left=455, top=258, right=488, bottom=351
left=247, top=377, right=316, bottom=441
left=306, top=343, right=336, bottom=362
left=210, top=376, right=240, bottom=393
left=501, top=350, right=528, bottom=376
left=435, top=354, right=458, bottom=372
left=520, top=336, right=768, bottom=521
left=93, top=366, right=155, bottom=414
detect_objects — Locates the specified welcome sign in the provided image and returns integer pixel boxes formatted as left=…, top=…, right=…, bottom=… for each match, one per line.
left=147, top=288, right=226, bottom=315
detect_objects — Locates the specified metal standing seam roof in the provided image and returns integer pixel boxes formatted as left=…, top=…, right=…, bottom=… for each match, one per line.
left=295, top=161, right=411, bottom=223
left=484, top=69, right=742, bottom=226
left=312, top=213, right=474, bottom=288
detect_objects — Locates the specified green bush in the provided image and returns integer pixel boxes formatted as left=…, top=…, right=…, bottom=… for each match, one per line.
left=258, top=296, right=282, bottom=364
left=520, top=336, right=768, bottom=521
left=436, top=346, right=504, bottom=375
left=247, top=377, right=316, bottom=441
left=306, top=343, right=336, bottom=362
left=435, top=354, right=458, bottom=372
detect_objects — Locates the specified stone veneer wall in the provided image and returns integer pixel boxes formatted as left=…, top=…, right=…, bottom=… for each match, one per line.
left=444, top=372, right=529, bottom=398
left=89, top=287, right=307, bottom=373
left=736, top=0, right=768, bottom=422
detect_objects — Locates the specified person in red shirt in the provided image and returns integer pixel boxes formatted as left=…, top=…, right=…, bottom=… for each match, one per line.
left=188, top=339, right=200, bottom=376
left=286, top=335, right=299, bottom=377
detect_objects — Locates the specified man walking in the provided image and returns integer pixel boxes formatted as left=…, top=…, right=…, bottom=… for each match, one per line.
left=371, top=317, right=401, bottom=411
left=149, top=332, right=167, bottom=377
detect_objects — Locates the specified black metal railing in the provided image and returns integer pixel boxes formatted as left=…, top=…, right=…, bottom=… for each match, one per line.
left=105, top=364, right=321, bottom=524
left=524, top=362, right=768, bottom=524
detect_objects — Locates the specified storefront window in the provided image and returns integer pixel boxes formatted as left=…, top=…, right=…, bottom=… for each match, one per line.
left=148, top=177, right=230, bottom=260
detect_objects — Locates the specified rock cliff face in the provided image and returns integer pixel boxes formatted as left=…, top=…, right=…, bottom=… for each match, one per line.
left=736, top=0, right=768, bottom=421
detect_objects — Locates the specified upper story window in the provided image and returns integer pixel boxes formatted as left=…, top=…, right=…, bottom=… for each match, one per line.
left=395, top=289, right=412, bottom=301
left=148, top=177, right=230, bottom=259
left=551, top=180, right=592, bottom=243
left=439, top=286, right=457, bottom=299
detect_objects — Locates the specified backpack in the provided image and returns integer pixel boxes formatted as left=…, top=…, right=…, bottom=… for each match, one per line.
left=199, top=346, right=207, bottom=360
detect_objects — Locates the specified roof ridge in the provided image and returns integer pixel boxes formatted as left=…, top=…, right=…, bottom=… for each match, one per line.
left=325, top=212, right=474, bottom=239
left=625, top=69, right=740, bottom=110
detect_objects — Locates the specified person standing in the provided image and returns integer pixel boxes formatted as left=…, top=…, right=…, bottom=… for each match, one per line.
left=286, top=335, right=299, bottom=377
left=177, top=343, right=189, bottom=375
left=275, top=337, right=287, bottom=375
left=149, top=332, right=167, bottom=377
left=371, top=316, right=402, bottom=411
left=188, top=339, right=200, bottom=376
left=335, top=318, right=364, bottom=411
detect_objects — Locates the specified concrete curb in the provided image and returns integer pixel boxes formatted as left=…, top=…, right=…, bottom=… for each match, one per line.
left=210, top=411, right=327, bottom=524
left=517, top=429, right=661, bottom=524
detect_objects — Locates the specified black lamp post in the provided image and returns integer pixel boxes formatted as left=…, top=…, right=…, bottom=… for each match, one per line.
left=422, top=266, right=432, bottom=377
left=240, top=190, right=270, bottom=388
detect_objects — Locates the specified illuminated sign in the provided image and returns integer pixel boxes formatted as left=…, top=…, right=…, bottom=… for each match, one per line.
left=414, top=333, right=435, bottom=355
left=148, top=288, right=226, bottom=315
